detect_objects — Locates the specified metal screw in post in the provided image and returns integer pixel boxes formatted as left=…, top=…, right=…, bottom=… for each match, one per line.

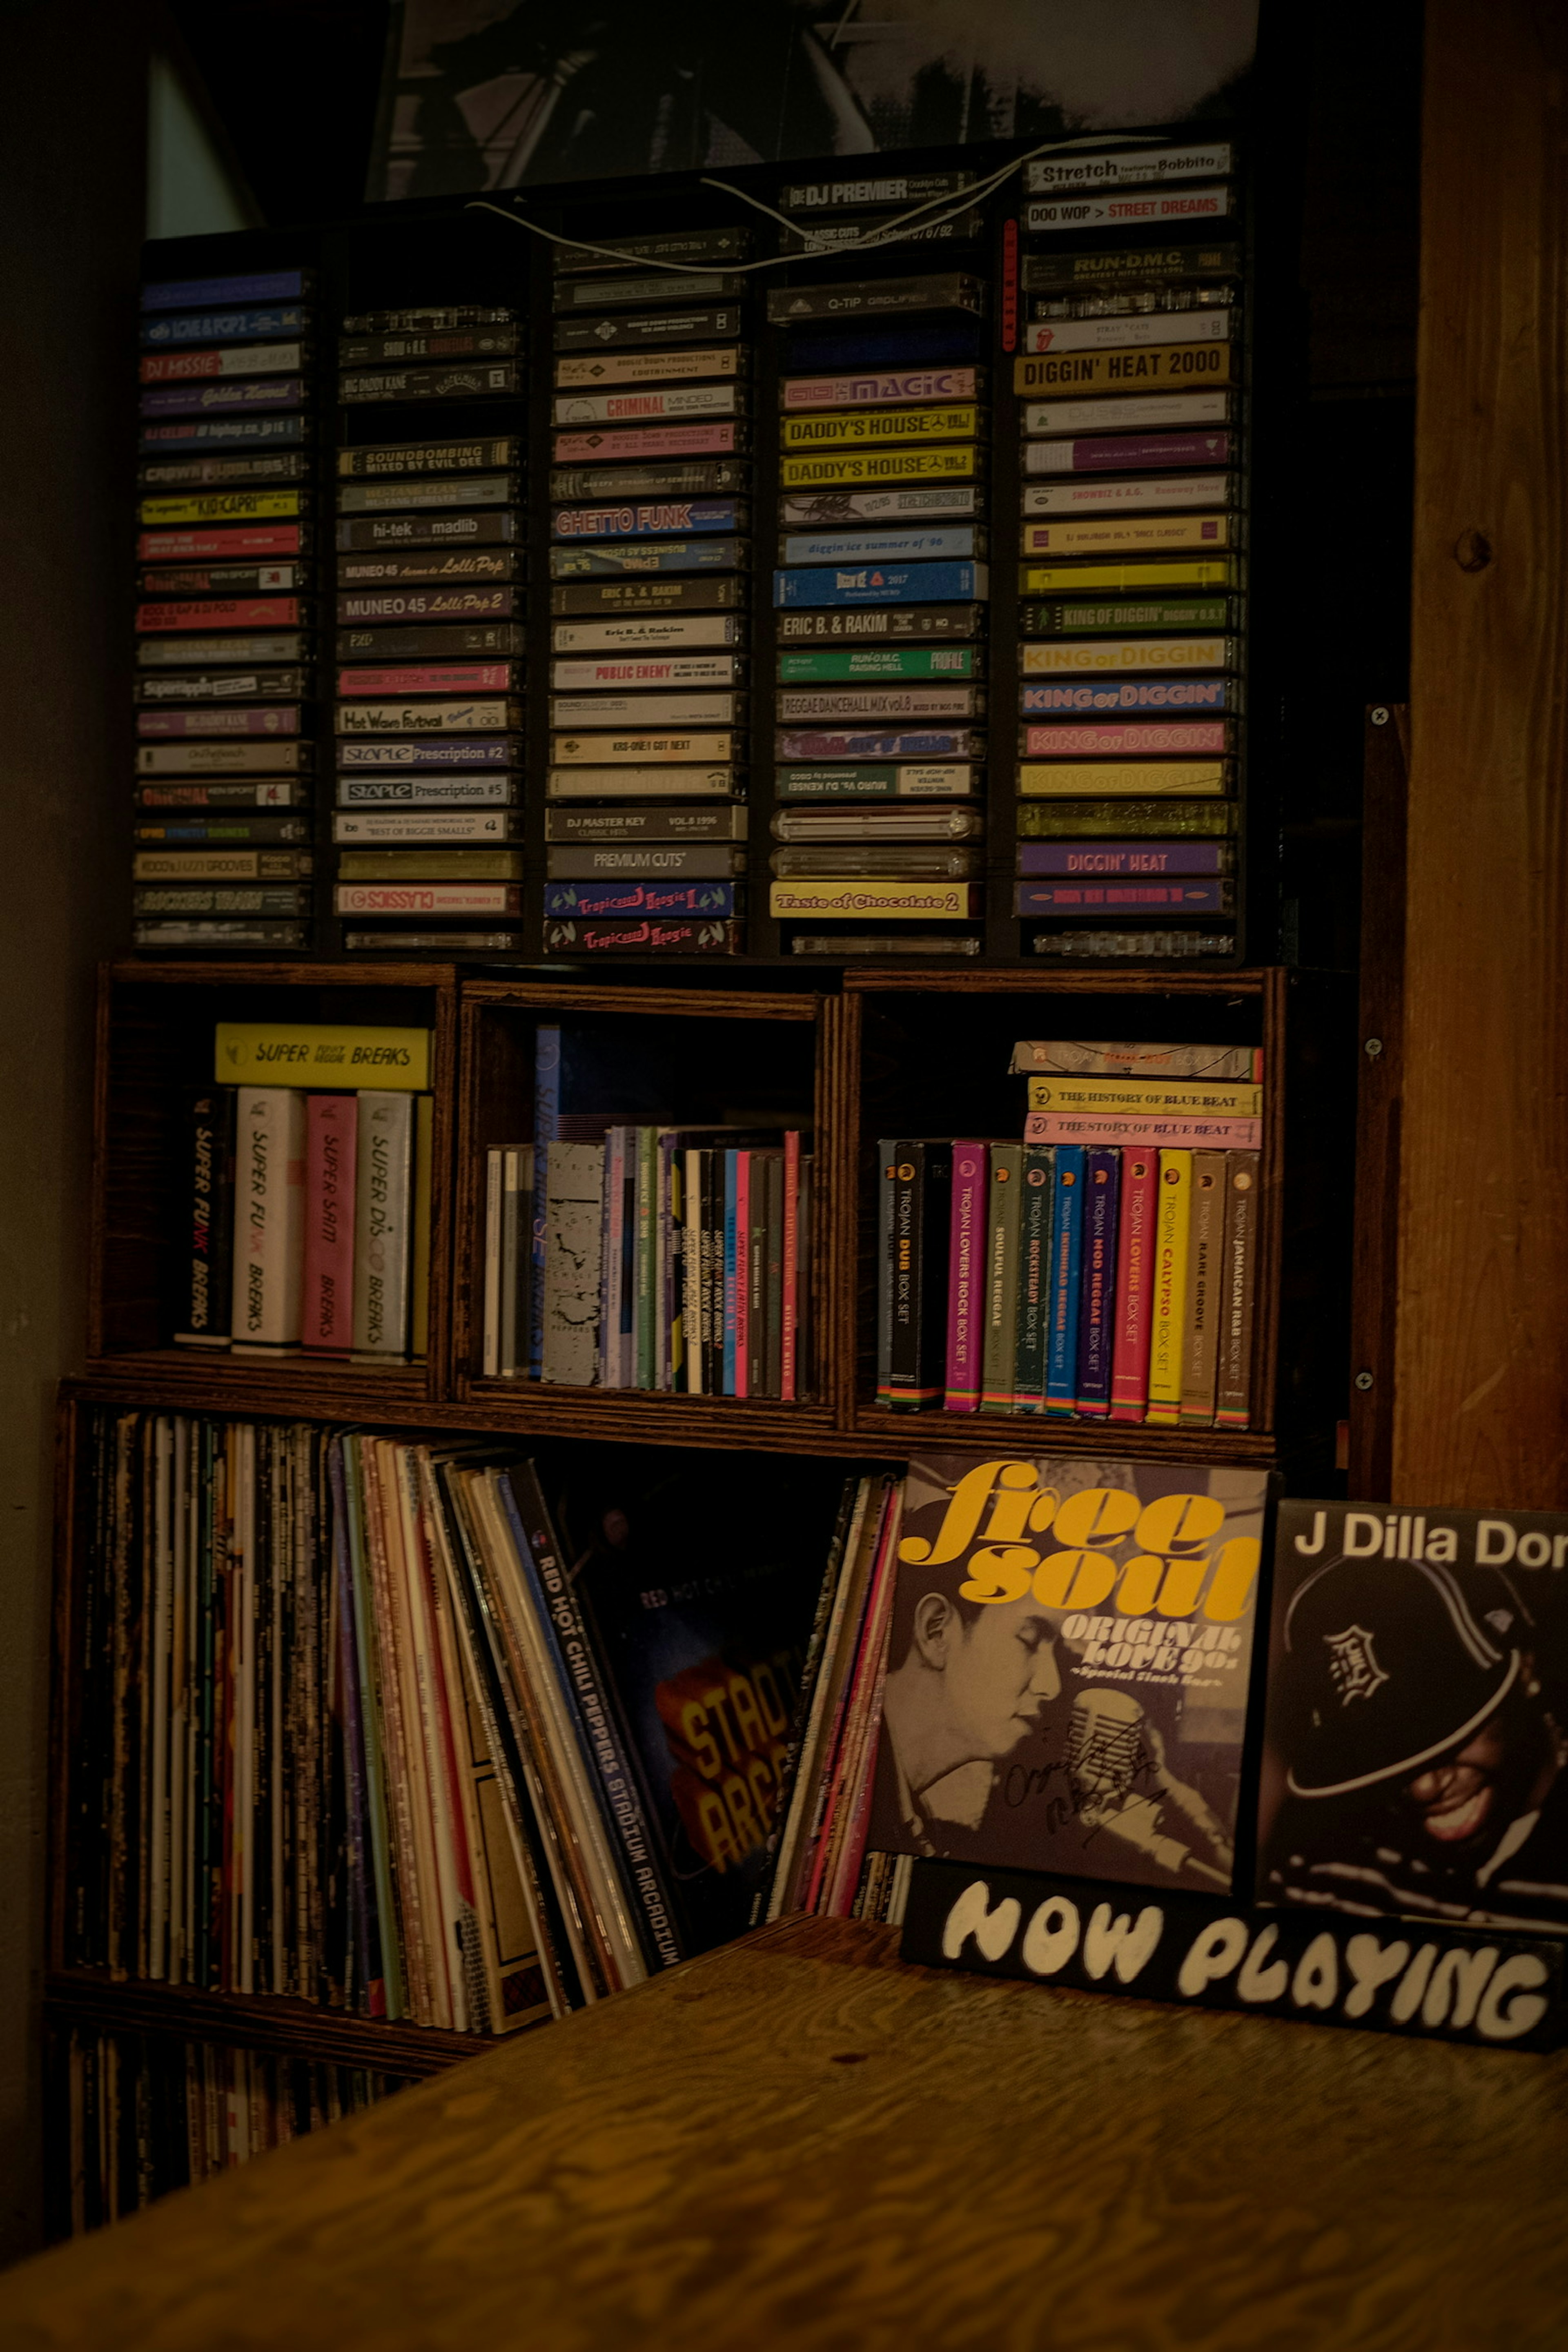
left=1370, top=706, right=1390, bottom=726
left=1364, top=1037, right=1383, bottom=1059
left=1354, top=1371, right=1374, bottom=1392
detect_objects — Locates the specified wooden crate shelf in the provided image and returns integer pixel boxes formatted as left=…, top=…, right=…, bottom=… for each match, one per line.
left=42, top=1972, right=497, bottom=2079
left=57, top=955, right=1355, bottom=2074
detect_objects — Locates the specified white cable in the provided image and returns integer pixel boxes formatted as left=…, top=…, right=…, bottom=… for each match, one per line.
left=466, top=129, right=1163, bottom=277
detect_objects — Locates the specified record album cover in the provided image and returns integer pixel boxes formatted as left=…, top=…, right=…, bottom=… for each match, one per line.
left=1258, top=1499, right=1568, bottom=1937
left=867, top=1451, right=1269, bottom=1892
left=370, top=1, right=1256, bottom=198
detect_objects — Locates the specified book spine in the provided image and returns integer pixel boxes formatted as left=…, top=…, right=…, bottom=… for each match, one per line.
left=797, top=1157, right=814, bottom=1393
left=617, top=1137, right=635, bottom=1388
left=1179, top=1148, right=1226, bottom=1424
left=781, top=1129, right=801, bottom=1401
left=875, top=1139, right=897, bottom=1407
left=763, top=1150, right=785, bottom=1399
left=722, top=1149, right=739, bottom=1395
left=1214, top=1148, right=1260, bottom=1427
left=174, top=1088, right=236, bottom=1345
left=351, top=1093, right=415, bottom=1359
left=635, top=1123, right=658, bottom=1390
left=980, top=1144, right=1023, bottom=1411
left=1075, top=1146, right=1120, bottom=1415
left=1145, top=1147, right=1193, bottom=1425
left=481, top=1148, right=503, bottom=1379
left=410, top=1095, right=434, bottom=1361
left=658, top=1129, right=677, bottom=1383
left=730, top=1149, right=750, bottom=1398
left=541, top=1143, right=605, bottom=1386
left=699, top=1150, right=721, bottom=1392
left=1025, top=1111, right=1261, bottom=1149
left=498, top=1147, right=522, bottom=1376
left=1109, top=1148, right=1156, bottom=1420
left=601, top=1128, right=626, bottom=1389
left=528, top=1022, right=560, bottom=1379
left=301, top=1095, right=357, bottom=1354
left=746, top=1152, right=769, bottom=1398
left=214, top=1020, right=433, bottom=1091
left=1013, top=1143, right=1054, bottom=1412
left=1045, top=1145, right=1085, bottom=1413
left=943, top=1141, right=987, bottom=1411
left=682, top=1147, right=704, bottom=1394
left=229, top=1088, right=306, bottom=1350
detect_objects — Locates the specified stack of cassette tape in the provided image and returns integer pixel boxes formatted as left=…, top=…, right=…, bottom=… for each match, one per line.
left=1011, top=140, right=1244, bottom=960
left=331, top=306, right=526, bottom=951
left=543, top=226, right=753, bottom=958
left=764, top=178, right=989, bottom=957
left=132, top=267, right=316, bottom=952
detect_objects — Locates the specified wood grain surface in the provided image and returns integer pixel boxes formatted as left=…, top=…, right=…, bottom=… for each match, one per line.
left=1350, top=706, right=1410, bottom=1499
left=6, top=1916, right=1566, bottom=2351
left=1396, top=0, right=1568, bottom=1505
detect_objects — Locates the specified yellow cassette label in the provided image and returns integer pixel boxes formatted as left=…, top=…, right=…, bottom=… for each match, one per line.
left=1018, top=760, right=1230, bottom=797
left=138, top=490, right=303, bottom=526
left=1012, top=343, right=1240, bottom=400
left=1021, top=514, right=1234, bottom=558
left=781, top=405, right=981, bottom=450
left=1022, top=637, right=1234, bottom=675
left=780, top=445, right=982, bottom=490
left=1020, top=557, right=1241, bottom=596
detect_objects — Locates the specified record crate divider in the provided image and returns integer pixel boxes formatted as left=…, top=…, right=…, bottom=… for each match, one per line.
left=53, top=953, right=1350, bottom=2088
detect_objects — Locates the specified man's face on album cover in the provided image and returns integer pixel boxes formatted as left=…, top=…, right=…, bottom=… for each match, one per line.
left=1395, top=1697, right=1541, bottom=1853
left=917, top=1593, right=1065, bottom=1766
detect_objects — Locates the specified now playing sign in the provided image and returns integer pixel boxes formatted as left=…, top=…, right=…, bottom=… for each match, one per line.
left=901, top=1861, right=1564, bottom=2049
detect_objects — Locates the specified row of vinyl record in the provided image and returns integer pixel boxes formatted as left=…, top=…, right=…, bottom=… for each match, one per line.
left=65, top=1409, right=893, bottom=2029
left=57, top=2029, right=403, bottom=2239
left=134, top=265, right=318, bottom=953
left=479, top=1127, right=813, bottom=1397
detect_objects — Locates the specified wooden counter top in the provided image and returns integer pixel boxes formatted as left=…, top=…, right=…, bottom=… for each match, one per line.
left=4, top=1915, right=1567, bottom=2350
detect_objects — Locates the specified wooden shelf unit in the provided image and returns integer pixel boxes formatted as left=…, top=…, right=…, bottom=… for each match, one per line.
left=54, top=953, right=1355, bottom=2084
left=90, top=961, right=461, bottom=1407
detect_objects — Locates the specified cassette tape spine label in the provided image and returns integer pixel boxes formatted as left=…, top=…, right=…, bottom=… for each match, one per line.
left=544, top=225, right=756, bottom=949
left=326, top=298, right=529, bottom=941
left=131, top=258, right=319, bottom=951
left=1016, top=148, right=1245, bottom=960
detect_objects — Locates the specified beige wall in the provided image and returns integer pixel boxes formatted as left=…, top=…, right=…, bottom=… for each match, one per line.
left=0, top=0, right=147, bottom=2257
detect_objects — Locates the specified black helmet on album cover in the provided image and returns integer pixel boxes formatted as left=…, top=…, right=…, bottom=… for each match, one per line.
left=1281, top=1556, right=1530, bottom=1798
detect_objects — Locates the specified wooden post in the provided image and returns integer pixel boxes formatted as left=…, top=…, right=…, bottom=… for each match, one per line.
left=1394, top=0, right=1568, bottom=1506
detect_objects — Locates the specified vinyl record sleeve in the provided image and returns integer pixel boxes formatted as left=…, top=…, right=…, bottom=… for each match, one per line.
left=1258, top=1499, right=1568, bottom=1937
left=866, top=1454, right=1270, bottom=1893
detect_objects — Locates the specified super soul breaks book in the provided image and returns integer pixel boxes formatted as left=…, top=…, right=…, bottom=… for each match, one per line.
left=1257, top=1499, right=1568, bottom=1936
left=867, top=1453, right=1270, bottom=1893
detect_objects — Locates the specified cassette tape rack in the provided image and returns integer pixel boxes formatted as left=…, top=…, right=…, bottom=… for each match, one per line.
left=122, top=134, right=1261, bottom=968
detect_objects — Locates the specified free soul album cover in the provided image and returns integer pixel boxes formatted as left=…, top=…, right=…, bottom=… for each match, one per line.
left=867, top=1453, right=1269, bottom=1893
left=370, top=0, right=1258, bottom=197
left=1258, top=1499, right=1568, bottom=1937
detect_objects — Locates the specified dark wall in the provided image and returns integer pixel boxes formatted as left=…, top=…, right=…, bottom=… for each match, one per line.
left=0, top=0, right=146, bottom=2262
